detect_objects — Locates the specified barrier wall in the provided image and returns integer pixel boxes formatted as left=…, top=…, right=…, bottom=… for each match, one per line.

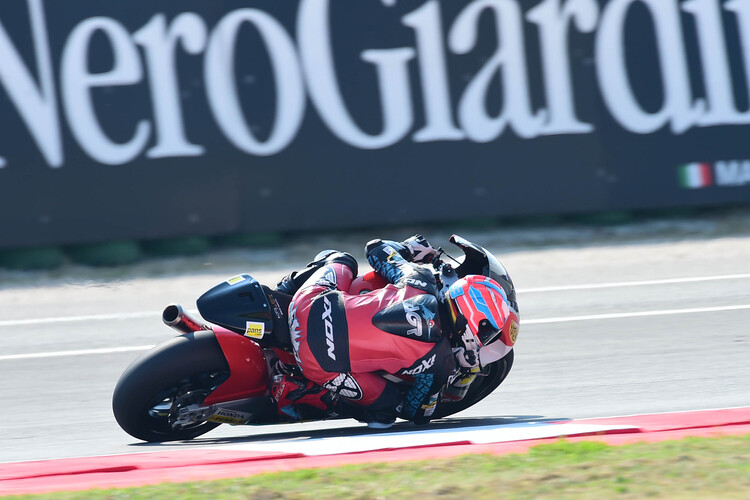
left=1, top=0, right=750, bottom=249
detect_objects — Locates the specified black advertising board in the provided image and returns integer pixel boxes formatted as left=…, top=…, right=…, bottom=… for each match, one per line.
left=1, top=0, right=749, bottom=248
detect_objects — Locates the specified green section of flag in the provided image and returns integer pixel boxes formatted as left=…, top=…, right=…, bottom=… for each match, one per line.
left=678, top=163, right=712, bottom=189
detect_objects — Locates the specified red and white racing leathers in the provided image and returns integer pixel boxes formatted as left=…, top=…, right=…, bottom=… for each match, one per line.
left=288, top=240, right=455, bottom=422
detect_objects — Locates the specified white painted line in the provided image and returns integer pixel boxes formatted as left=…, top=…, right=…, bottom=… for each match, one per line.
left=0, top=311, right=157, bottom=327
left=219, top=422, right=638, bottom=456
left=1, top=274, right=747, bottom=329
left=0, top=346, right=154, bottom=361
left=577, top=405, right=750, bottom=420
left=523, top=304, right=750, bottom=325
left=3, top=304, right=750, bottom=361
left=519, top=273, right=750, bottom=293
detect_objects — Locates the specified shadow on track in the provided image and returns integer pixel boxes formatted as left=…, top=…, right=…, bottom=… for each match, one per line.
left=126, top=415, right=570, bottom=450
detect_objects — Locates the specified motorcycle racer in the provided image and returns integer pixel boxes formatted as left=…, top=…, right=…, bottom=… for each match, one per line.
left=274, top=235, right=517, bottom=428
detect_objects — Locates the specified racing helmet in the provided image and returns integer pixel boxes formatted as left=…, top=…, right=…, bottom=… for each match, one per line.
left=446, top=275, right=517, bottom=348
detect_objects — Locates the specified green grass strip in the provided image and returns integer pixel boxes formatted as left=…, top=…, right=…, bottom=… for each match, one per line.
left=15, top=434, right=750, bottom=499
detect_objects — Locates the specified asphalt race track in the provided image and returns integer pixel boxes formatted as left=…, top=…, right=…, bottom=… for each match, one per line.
left=1, top=228, right=749, bottom=463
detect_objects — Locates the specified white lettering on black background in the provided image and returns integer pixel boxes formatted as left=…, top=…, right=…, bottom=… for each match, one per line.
left=1, top=0, right=749, bottom=167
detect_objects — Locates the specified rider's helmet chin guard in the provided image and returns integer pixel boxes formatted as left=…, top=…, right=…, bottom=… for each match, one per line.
left=446, top=275, right=518, bottom=351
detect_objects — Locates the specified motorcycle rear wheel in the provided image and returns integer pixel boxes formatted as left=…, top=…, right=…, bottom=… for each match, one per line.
left=112, top=331, right=230, bottom=442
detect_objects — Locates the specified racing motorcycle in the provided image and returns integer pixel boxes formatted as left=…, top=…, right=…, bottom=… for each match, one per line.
left=112, top=235, right=518, bottom=442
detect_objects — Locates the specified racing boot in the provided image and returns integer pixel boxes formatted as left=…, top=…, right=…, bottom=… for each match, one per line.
left=275, top=250, right=358, bottom=295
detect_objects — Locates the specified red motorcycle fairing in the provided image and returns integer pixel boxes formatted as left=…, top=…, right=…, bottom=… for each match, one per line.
left=202, top=326, right=269, bottom=406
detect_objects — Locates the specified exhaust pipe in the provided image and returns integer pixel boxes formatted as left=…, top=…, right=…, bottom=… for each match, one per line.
left=162, top=304, right=209, bottom=334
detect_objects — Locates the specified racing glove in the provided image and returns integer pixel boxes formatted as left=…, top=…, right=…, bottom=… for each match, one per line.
left=453, top=346, right=481, bottom=369
left=402, top=234, right=438, bottom=264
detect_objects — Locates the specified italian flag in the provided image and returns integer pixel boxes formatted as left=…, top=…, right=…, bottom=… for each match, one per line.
left=679, top=163, right=713, bottom=189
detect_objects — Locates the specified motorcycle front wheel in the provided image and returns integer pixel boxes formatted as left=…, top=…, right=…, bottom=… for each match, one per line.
left=432, top=349, right=514, bottom=419
left=112, top=331, right=230, bottom=442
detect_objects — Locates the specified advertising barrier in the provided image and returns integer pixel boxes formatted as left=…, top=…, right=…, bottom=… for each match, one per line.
left=1, top=0, right=749, bottom=248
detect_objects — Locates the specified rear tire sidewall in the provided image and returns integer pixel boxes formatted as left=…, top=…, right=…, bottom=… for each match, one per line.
left=112, top=331, right=229, bottom=442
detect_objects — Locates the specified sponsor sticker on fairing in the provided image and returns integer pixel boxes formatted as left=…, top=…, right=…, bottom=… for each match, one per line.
left=244, top=321, right=265, bottom=339
left=226, top=275, right=246, bottom=285
left=268, top=295, right=285, bottom=320
left=208, top=408, right=251, bottom=425
left=509, top=321, right=519, bottom=343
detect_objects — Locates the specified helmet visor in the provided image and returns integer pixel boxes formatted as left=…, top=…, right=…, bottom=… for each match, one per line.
left=449, top=297, right=494, bottom=347
left=447, top=298, right=467, bottom=335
